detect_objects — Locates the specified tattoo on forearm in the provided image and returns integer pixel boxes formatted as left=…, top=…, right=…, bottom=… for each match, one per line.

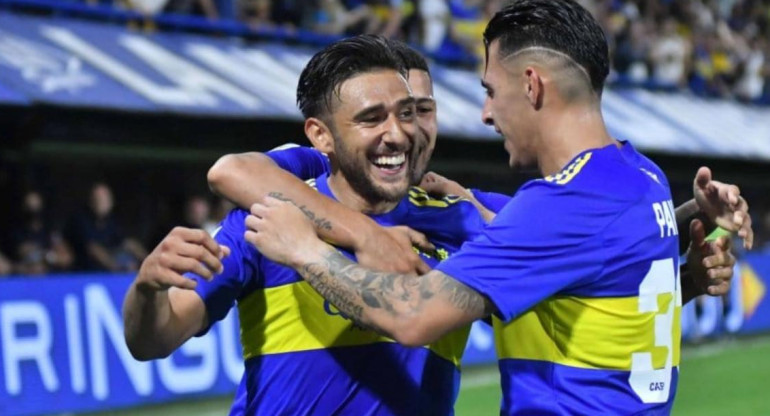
left=268, top=192, right=333, bottom=231
left=298, top=249, right=491, bottom=332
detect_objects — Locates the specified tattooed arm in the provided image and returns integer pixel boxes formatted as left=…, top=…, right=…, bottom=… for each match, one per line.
left=246, top=197, right=495, bottom=346
left=209, top=151, right=363, bottom=247
left=208, top=150, right=432, bottom=274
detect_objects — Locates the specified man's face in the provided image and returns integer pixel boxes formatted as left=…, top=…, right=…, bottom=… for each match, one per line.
left=481, top=41, right=537, bottom=171
left=90, top=184, right=114, bottom=218
left=327, top=69, right=419, bottom=203
left=23, top=192, right=43, bottom=214
left=407, top=69, right=438, bottom=184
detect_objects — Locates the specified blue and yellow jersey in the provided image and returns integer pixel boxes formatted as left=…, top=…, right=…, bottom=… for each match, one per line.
left=437, top=143, right=681, bottom=415
left=191, top=172, right=485, bottom=415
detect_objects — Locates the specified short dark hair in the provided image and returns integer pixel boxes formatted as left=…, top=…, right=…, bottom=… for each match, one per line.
left=483, top=0, right=609, bottom=95
left=387, top=39, right=430, bottom=75
left=297, top=35, right=407, bottom=119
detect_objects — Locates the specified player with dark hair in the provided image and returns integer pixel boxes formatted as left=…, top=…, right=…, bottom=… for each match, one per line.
left=244, top=1, right=750, bottom=414
left=123, top=35, right=486, bottom=415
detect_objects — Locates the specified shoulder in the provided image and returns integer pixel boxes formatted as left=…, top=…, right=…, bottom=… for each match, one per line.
left=546, top=146, right=653, bottom=202
left=497, top=148, right=654, bottom=234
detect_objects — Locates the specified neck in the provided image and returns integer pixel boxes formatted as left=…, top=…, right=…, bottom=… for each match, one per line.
left=327, top=170, right=401, bottom=215
left=536, top=103, right=614, bottom=177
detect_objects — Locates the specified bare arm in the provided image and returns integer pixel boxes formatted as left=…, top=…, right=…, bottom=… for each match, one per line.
left=123, top=228, right=227, bottom=360
left=245, top=197, right=494, bottom=346
left=123, top=285, right=207, bottom=360
left=210, top=153, right=374, bottom=251
left=208, top=152, right=432, bottom=274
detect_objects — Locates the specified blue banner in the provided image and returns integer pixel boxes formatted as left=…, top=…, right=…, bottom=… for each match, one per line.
left=0, top=273, right=496, bottom=415
left=1, top=11, right=769, bottom=157
left=0, top=274, right=243, bottom=416
left=1, top=256, right=769, bottom=415
left=3, top=255, right=770, bottom=415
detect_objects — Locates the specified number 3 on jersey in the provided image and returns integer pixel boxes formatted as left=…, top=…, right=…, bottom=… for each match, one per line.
left=629, top=258, right=681, bottom=403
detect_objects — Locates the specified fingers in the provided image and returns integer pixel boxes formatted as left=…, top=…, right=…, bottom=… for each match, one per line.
left=173, top=227, right=224, bottom=259
left=714, top=234, right=732, bottom=251
left=707, top=279, right=731, bottom=296
left=151, top=260, right=199, bottom=290
left=732, top=197, right=754, bottom=249
left=717, top=182, right=741, bottom=208
left=421, top=172, right=438, bottom=185
left=706, top=266, right=733, bottom=281
left=405, top=228, right=436, bottom=252
left=250, top=202, right=268, bottom=219
left=689, top=219, right=707, bottom=253
left=415, top=258, right=432, bottom=275
left=741, top=214, right=754, bottom=250
left=175, top=243, right=223, bottom=276
left=703, top=247, right=734, bottom=269
left=245, top=212, right=262, bottom=232
left=244, top=230, right=259, bottom=247
left=694, top=166, right=712, bottom=190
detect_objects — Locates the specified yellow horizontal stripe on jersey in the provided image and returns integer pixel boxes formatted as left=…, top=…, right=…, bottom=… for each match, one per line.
left=238, top=281, right=468, bottom=366
left=494, top=295, right=681, bottom=370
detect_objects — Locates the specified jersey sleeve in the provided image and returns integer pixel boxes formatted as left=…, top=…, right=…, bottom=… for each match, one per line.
left=469, top=189, right=511, bottom=214
left=189, top=209, right=260, bottom=334
left=266, top=144, right=331, bottom=180
left=436, top=182, right=605, bottom=322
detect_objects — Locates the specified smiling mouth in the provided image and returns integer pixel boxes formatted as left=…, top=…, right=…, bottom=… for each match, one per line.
left=370, top=153, right=407, bottom=174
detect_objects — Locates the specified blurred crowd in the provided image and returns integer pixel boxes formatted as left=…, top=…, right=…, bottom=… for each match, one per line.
left=0, top=184, right=232, bottom=277
left=75, top=0, right=770, bottom=104
left=1, top=181, right=769, bottom=277
left=599, top=0, right=770, bottom=102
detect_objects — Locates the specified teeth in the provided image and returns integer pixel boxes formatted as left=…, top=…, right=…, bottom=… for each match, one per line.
left=373, top=154, right=406, bottom=166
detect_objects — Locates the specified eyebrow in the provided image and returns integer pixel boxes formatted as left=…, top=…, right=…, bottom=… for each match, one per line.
left=416, top=97, right=435, bottom=105
left=398, top=97, right=417, bottom=107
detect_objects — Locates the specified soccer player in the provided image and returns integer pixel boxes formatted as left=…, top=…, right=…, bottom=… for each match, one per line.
left=123, top=35, right=487, bottom=415
left=209, top=41, right=749, bottom=299
left=244, top=1, right=750, bottom=414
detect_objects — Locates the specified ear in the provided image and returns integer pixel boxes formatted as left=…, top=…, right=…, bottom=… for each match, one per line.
left=304, top=117, right=335, bottom=154
left=524, top=67, right=544, bottom=110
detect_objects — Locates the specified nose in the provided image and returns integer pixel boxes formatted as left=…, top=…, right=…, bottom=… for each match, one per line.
left=382, top=114, right=412, bottom=148
left=481, top=97, right=494, bottom=126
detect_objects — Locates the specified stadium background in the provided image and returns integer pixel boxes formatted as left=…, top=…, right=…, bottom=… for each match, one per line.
left=0, top=0, right=769, bottom=414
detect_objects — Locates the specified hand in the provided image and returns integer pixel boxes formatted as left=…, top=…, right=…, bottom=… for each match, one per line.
left=136, top=227, right=230, bottom=292
left=419, top=172, right=470, bottom=198
left=420, top=171, right=497, bottom=223
left=245, top=196, right=321, bottom=267
left=693, top=167, right=753, bottom=249
left=686, top=219, right=735, bottom=296
left=355, top=225, right=434, bottom=275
